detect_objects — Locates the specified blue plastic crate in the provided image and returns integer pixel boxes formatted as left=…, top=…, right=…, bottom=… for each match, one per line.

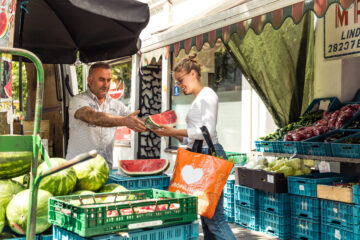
left=280, top=141, right=304, bottom=155
left=290, top=194, right=320, bottom=220
left=234, top=185, right=259, bottom=208
left=234, top=205, right=259, bottom=231
left=225, top=208, right=235, bottom=223
left=53, top=222, right=199, bottom=240
left=1, top=226, right=52, bottom=240
left=291, top=217, right=320, bottom=240
left=225, top=152, right=247, bottom=166
left=303, top=97, right=343, bottom=115
left=107, top=170, right=170, bottom=190
left=223, top=176, right=235, bottom=197
left=353, top=185, right=360, bottom=204
left=331, top=132, right=360, bottom=159
left=259, top=191, right=290, bottom=215
left=259, top=211, right=291, bottom=240
left=321, top=224, right=356, bottom=240
left=287, top=172, right=356, bottom=197
left=302, top=130, right=335, bottom=156
left=321, top=199, right=355, bottom=230
left=255, top=140, right=282, bottom=153
left=223, top=195, right=235, bottom=210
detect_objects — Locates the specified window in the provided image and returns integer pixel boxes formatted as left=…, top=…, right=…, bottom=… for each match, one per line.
left=170, top=40, right=242, bottom=152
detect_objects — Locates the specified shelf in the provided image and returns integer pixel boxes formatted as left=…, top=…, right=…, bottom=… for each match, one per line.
left=252, top=151, right=360, bottom=164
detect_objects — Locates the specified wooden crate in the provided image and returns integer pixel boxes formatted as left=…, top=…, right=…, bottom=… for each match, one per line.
left=23, top=120, right=50, bottom=140
left=317, top=184, right=353, bottom=203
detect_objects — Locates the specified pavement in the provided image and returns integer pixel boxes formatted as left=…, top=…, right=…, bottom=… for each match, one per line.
left=198, top=221, right=279, bottom=240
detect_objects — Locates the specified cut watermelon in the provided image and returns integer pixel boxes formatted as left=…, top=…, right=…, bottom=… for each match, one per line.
left=144, top=110, right=177, bottom=129
left=119, top=159, right=169, bottom=176
left=0, top=12, right=8, bottom=38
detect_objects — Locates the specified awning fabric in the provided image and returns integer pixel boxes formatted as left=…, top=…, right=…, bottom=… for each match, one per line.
left=141, top=46, right=169, bottom=66
left=161, top=0, right=354, bottom=57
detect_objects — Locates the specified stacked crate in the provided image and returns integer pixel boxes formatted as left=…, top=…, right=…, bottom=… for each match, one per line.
left=224, top=175, right=236, bottom=222
left=234, top=185, right=259, bottom=231
left=107, top=169, right=171, bottom=190
left=259, top=191, right=291, bottom=239
left=288, top=173, right=357, bottom=240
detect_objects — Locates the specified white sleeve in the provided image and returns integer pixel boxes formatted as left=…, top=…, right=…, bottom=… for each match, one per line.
left=181, top=137, right=189, bottom=146
left=187, top=92, right=218, bottom=140
left=116, top=101, right=131, bottom=116
left=68, top=96, right=91, bottom=119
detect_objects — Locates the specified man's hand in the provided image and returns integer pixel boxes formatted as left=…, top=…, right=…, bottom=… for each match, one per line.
left=125, top=110, right=147, bottom=132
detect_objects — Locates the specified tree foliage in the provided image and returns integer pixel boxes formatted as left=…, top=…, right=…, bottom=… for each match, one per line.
left=11, top=61, right=28, bottom=110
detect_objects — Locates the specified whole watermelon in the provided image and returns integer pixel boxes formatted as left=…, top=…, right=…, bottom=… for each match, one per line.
left=0, top=180, right=25, bottom=209
left=38, top=158, right=77, bottom=196
left=6, top=189, right=53, bottom=235
left=0, top=206, right=4, bottom=233
left=12, top=173, right=30, bottom=187
left=73, top=154, right=109, bottom=191
left=69, top=190, right=97, bottom=206
left=98, top=183, right=128, bottom=193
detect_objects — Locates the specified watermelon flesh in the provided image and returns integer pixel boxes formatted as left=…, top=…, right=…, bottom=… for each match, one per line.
left=119, top=159, right=169, bottom=176
left=144, top=110, right=177, bottom=129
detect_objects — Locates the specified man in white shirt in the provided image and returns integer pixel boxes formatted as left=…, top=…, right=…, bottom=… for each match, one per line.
left=66, top=62, right=146, bottom=168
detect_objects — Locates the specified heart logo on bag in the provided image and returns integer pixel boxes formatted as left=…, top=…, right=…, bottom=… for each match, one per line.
left=181, top=165, right=204, bottom=184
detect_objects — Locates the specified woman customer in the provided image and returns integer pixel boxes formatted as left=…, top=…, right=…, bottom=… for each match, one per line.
left=152, top=54, right=236, bottom=240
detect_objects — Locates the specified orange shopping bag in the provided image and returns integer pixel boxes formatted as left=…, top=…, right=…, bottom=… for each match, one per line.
left=168, top=126, right=233, bottom=219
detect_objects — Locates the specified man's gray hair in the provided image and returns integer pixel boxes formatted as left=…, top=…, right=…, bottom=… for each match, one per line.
left=88, top=62, right=111, bottom=77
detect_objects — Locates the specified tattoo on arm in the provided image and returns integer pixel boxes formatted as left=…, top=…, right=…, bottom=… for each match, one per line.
left=75, top=106, right=126, bottom=127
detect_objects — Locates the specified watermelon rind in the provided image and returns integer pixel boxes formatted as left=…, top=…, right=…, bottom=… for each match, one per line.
left=73, top=154, right=109, bottom=191
left=38, top=158, right=77, bottom=196
left=0, top=180, right=25, bottom=209
left=12, top=173, right=30, bottom=188
left=0, top=151, right=32, bottom=179
left=144, top=110, right=177, bottom=130
left=0, top=206, right=5, bottom=233
left=98, top=183, right=128, bottom=193
left=6, top=189, right=53, bottom=235
left=119, top=159, right=170, bottom=176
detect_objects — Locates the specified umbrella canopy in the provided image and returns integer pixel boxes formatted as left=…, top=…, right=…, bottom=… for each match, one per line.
left=14, top=0, right=150, bottom=64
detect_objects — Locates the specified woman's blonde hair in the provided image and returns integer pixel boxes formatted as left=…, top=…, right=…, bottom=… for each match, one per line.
left=173, top=54, right=201, bottom=79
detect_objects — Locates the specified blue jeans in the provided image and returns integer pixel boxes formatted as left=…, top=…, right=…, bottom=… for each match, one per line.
left=201, top=144, right=236, bottom=240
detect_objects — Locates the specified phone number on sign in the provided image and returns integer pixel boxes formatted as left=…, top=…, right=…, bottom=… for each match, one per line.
left=328, top=39, right=360, bottom=53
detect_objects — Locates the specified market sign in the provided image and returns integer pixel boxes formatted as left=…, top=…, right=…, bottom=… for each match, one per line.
left=0, top=53, right=12, bottom=112
left=0, top=0, right=16, bottom=48
left=324, top=1, right=360, bottom=59
left=108, top=80, right=124, bottom=100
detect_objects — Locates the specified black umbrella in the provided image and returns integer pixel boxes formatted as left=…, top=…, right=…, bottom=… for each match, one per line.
left=14, top=0, right=150, bottom=64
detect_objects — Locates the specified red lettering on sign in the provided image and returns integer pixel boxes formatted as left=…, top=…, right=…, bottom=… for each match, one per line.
left=336, top=4, right=349, bottom=28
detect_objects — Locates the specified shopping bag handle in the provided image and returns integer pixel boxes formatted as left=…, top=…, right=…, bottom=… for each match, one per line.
left=191, top=126, right=216, bottom=156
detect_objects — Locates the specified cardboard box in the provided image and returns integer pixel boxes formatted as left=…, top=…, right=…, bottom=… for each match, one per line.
left=23, top=120, right=50, bottom=139
left=317, top=184, right=353, bottom=203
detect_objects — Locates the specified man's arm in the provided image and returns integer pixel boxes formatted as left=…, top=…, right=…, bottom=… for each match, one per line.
left=75, top=107, right=146, bottom=132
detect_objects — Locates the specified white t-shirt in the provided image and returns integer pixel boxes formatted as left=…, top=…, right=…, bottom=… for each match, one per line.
left=182, top=87, right=219, bottom=148
left=66, top=89, right=130, bottom=168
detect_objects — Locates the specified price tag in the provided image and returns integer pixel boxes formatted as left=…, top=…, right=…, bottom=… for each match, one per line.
left=267, top=174, right=274, bottom=183
left=128, top=220, right=163, bottom=229
left=319, top=100, right=331, bottom=111
left=301, top=201, right=308, bottom=210
left=333, top=207, right=338, bottom=213
left=335, top=229, right=341, bottom=239
left=319, top=161, right=331, bottom=173
left=299, top=185, right=305, bottom=191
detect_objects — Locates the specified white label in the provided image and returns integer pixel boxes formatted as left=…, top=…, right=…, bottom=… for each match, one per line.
left=267, top=175, right=274, bottom=183
left=335, top=229, right=341, bottom=239
left=319, top=100, right=331, bottom=111
left=333, top=207, right=339, bottom=213
left=319, top=161, right=331, bottom=173
left=128, top=220, right=163, bottom=229
left=301, top=201, right=308, bottom=210
left=299, top=185, right=305, bottom=191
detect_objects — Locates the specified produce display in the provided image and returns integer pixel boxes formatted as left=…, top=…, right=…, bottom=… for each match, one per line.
left=0, top=180, right=25, bottom=209
left=6, top=189, right=53, bottom=235
left=0, top=151, right=32, bottom=179
left=12, top=174, right=30, bottom=187
left=119, top=159, right=170, bottom=176
left=283, top=104, right=360, bottom=141
left=0, top=206, right=4, bottom=233
left=144, top=110, right=177, bottom=130
left=98, top=183, right=128, bottom=193
left=73, top=154, right=109, bottom=191
left=260, top=110, right=324, bottom=141
left=243, top=156, right=316, bottom=178
left=343, top=136, right=360, bottom=144
left=38, top=158, right=77, bottom=196
left=322, top=131, right=354, bottom=142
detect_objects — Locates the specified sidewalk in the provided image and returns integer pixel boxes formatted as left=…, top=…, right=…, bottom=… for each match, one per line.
left=198, top=222, right=278, bottom=240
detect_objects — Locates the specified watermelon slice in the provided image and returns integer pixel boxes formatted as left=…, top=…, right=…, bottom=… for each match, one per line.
left=0, top=12, right=8, bottom=38
left=119, top=159, right=169, bottom=176
left=144, top=110, right=177, bottom=130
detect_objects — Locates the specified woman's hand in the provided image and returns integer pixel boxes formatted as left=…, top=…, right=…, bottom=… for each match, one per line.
left=151, top=124, right=176, bottom=137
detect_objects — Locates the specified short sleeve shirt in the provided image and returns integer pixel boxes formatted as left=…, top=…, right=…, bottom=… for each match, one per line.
left=66, top=89, right=130, bottom=168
